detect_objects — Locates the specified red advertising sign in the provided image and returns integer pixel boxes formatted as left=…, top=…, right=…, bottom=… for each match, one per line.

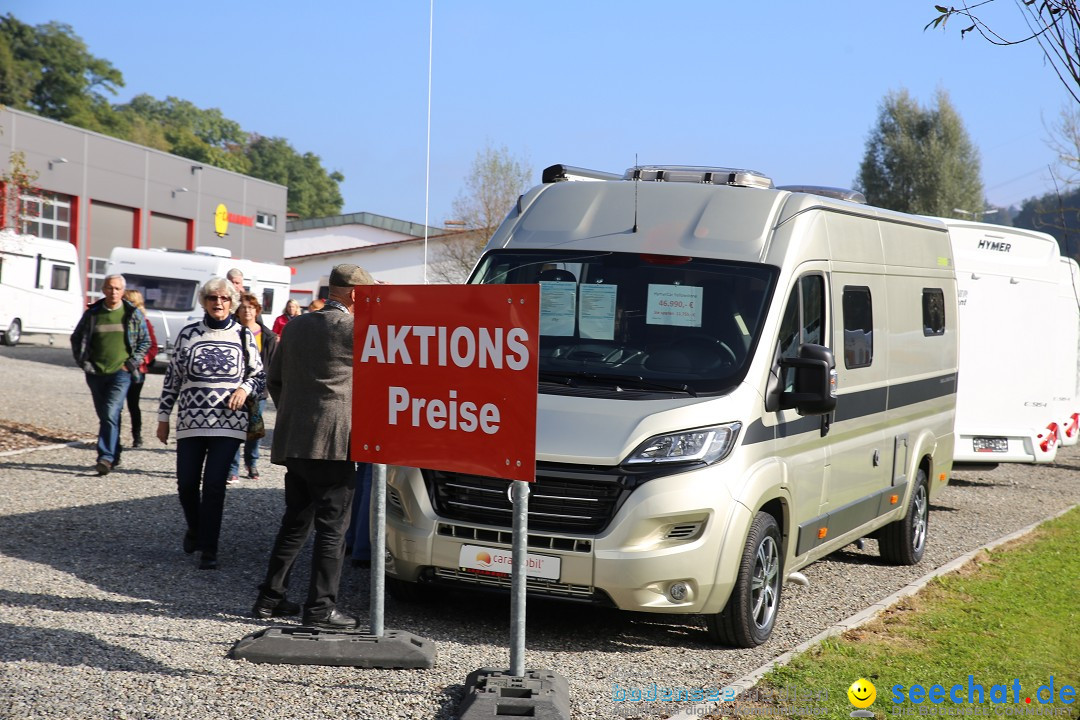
left=351, top=284, right=539, bottom=482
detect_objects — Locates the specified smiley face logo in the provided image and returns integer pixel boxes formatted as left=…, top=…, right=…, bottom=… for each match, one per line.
left=847, top=678, right=876, bottom=709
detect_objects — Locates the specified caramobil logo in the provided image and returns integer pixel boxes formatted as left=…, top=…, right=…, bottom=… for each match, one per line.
left=889, top=676, right=1075, bottom=715
left=474, top=551, right=492, bottom=567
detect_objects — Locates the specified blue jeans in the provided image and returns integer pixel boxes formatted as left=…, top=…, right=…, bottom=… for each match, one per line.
left=347, top=463, right=373, bottom=559
left=85, top=370, right=132, bottom=464
left=229, top=397, right=266, bottom=477
left=176, top=435, right=242, bottom=556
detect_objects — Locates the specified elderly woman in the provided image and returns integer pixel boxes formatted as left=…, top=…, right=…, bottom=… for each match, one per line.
left=156, top=277, right=264, bottom=570
left=271, top=298, right=301, bottom=336
left=228, top=292, right=278, bottom=483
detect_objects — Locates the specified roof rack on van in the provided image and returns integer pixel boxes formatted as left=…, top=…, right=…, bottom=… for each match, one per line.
left=624, top=165, right=774, bottom=189
left=777, top=185, right=867, bottom=204
left=542, top=164, right=624, bottom=183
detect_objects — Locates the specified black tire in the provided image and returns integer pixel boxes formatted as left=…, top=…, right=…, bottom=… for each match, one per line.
left=879, top=469, right=929, bottom=565
left=705, top=512, right=782, bottom=647
left=386, top=576, right=428, bottom=603
left=2, top=319, right=20, bottom=346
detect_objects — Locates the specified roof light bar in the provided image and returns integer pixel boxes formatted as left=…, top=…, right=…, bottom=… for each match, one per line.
left=624, top=165, right=774, bottom=189
left=542, top=164, right=623, bottom=183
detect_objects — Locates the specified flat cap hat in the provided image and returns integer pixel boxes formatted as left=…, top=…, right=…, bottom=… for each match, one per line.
left=329, top=263, right=374, bottom=287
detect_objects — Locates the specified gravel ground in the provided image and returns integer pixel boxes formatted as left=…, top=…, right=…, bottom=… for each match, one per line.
left=1, top=337, right=1077, bottom=720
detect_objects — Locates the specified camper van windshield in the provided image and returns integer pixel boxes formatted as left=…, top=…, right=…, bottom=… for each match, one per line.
left=471, top=250, right=778, bottom=395
left=123, top=274, right=200, bottom=313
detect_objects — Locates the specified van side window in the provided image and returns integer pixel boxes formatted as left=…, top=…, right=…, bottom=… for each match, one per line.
left=262, top=289, right=274, bottom=315
left=922, top=288, right=945, bottom=336
left=777, top=274, right=826, bottom=390
left=51, top=265, right=70, bottom=292
left=842, top=286, right=873, bottom=368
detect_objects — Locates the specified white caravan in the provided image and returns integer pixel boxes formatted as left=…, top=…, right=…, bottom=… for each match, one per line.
left=1054, top=257, right=1080, bottom=446
left=0, top=230, right=83, bottom=346
left=106, top=246, right=291, bottom=360
left=944, top=220, right=1063, bottom=463
left=383, top=164, right=959, bottom=647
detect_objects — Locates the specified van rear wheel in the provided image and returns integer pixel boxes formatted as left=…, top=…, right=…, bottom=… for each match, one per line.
left=879, top=469, right=929, bottom=565
left=705, top=512, right=782, bottom=647
left=2, top=319, right=20, bottom=346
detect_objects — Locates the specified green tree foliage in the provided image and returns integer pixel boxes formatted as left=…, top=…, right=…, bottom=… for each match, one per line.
left=0, top=14, right=344, bottom=217
left=0, top=14, right=123, bottom=132
left=856, top=89, right=985, bottom=217
left=246, top=135, right=344, bottom=218
left=432, top=143, right=532, bottom=283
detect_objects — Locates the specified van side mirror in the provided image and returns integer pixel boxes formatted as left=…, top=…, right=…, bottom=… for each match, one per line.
left=778, top=344, right=836, bottom=416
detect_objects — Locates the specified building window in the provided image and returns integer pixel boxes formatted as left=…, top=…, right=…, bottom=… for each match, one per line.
left=87, top=257, right=108, bottom=303
left=922, top=288, right=946, bottom=336
left=255, top=211, right=276, bottom=230
left=842, top=286, right=874, bottom=369
left=20, top=191, right=72, bottom=241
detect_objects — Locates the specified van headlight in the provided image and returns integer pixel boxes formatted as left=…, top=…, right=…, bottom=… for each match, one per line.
left=623, top=423, right=742, bottom=466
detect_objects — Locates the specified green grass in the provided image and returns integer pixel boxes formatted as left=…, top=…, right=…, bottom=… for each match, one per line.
left=719, top=506, right=1080, bottom=719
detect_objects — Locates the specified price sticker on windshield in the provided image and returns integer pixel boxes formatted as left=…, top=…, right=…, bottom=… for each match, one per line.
left=646, top=284, right=703, bottom=327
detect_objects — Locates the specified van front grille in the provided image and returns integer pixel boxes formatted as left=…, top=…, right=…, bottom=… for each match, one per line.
left=424, top=464, right=634, bottom=534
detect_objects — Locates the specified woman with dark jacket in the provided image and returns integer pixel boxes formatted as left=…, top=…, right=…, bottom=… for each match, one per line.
left=228, top=293, right=278, bottom=483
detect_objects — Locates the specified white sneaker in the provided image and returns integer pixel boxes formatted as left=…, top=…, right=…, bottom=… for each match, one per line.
left=227, top=474, right=240, bottom=485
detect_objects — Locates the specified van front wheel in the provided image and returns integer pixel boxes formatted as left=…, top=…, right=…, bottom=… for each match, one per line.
left=2, top=319, right=20, bottom=346
left=879, top=469, right=929, bottom=565
left=705, top=512, right=782, bottom=648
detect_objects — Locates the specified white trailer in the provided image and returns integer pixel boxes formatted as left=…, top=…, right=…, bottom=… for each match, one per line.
left=106, top=246, right=291, bottom=360
left=0, top=230, right=83, bottom=346
left=1053, top=257, right=1080, bottom=446
left=945, top=220, right=1062, bottom=463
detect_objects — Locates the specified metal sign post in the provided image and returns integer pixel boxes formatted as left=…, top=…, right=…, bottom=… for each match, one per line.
left=370, top=462, right=386, bottom=637
left=509, top=480, right=529, bottom=677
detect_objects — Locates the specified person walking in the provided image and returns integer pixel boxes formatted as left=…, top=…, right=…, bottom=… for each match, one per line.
left=228, top=292, right=278, bottom=484
left=156, top=277, right=263, bottom=570
left=71, top=274, right=151, bottom=476
left=122, top=289, right=159, bottom=448
left=272, top=299, right=301, bottom=336
left=227, top=268, right=245, bottom=294
left=251, top=263, right=374, bottom=627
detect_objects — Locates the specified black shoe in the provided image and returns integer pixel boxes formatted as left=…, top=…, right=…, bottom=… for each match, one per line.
left=182, top=530, right=197, bottom=554
left=199, top=552, right=218, bottom=570
left=251, top=595, right=301, bottom=619
left=301, top=609, right=358, bottom=630
left=132, top=436, right=142, bottom=448
left=95, top=458, right=112, bottom=476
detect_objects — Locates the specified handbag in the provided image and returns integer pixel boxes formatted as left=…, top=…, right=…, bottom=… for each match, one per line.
left=239, top=327, right=266, bottom=441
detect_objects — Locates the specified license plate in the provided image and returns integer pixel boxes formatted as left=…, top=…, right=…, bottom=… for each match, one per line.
left=973, top=437, right=1008, bottom=453
left=458, top=544, right=561, bottom=581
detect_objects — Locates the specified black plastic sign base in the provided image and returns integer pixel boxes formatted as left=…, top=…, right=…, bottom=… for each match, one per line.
left=229, top=626, right=436, bottom=669
left=457, top=668, right=571, bottom=720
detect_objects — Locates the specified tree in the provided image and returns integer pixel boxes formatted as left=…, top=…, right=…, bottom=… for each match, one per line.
left=245, top=135, right=344, bottom=218
left=855, top=89, right=985, bottom=217
left=0, top=14, right=123, bottom=132
left=115, top=95, right=251, bottom=174
left=431, top=143, right=532, bottom=283
left=927, top=2, right=1080, bottom=105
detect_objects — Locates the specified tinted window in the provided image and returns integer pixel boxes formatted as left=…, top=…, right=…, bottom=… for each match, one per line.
left=922, top=288, right=945, bottom=336
left=50, top=264, right=70, bottom=291
left=777, top=274, right=825, bottom=391
left=123, top=273, right=199, bottom=312
left=842, top=286, right=873, bottom=369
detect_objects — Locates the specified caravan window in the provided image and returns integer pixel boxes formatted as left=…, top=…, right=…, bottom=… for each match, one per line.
left=50, top=264, right=71, bottom=291
left=261, top=289, right=274, bottom=315
left=123, top=273, right=199, bottom=312
left=922, top=288, right=946, bottom=336
left=842, top=286, right=874, bottom=368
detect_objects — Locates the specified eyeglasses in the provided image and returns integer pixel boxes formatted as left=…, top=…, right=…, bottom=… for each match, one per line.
left=205, top=295, right=232, bottom=303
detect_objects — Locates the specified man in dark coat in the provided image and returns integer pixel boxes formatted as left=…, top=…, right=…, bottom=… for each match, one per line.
left=251, top=263, right=374, bottom=628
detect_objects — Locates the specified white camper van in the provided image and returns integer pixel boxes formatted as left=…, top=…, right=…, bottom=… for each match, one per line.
left=0, top=230, right=83, bottom=346
left=383, top=165, right=959, bottom=647
left=1054, top=257, right=1080, bottom=446
left=944, top=220, right=1063, bottom=464
left=106, top=246, right=291, bottom=360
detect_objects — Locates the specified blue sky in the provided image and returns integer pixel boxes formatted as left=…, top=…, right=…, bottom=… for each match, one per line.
left=7, top=2, right=1072, bottom=226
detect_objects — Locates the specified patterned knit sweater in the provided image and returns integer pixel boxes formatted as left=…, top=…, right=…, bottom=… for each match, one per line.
left=157, top=316, right=265, bottom=441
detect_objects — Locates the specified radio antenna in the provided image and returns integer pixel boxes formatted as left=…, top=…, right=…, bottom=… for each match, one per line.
left=632, top=153, right=639, bottom=233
